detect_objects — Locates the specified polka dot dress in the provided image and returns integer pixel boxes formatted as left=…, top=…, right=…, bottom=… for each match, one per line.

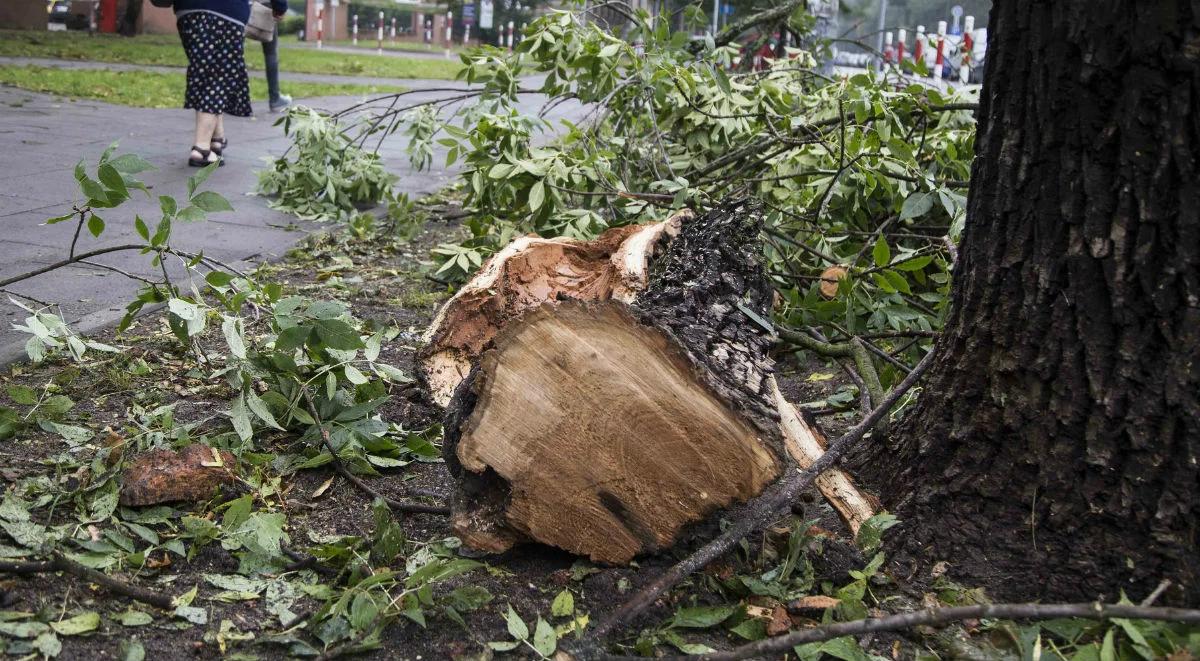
left=177, top=12, right=253, bottom=117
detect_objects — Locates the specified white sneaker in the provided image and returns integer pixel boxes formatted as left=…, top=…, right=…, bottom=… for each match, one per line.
left=269, top=94, right=293, bottom=113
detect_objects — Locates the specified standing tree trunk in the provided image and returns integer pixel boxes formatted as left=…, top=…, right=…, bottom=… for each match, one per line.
left=878, top=0, right=1199, bottom=602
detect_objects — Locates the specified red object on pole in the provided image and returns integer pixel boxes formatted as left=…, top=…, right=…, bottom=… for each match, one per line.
left=98, top=0, right=118, bottom=33
left=896, top=29, right=906, bottom=64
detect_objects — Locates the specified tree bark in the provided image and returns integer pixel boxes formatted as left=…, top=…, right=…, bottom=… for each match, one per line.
left=875, top=0, right=1200, bottom=602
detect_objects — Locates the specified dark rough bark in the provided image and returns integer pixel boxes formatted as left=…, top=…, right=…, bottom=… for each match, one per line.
left=876, top=0, right=1200, bottom=602
left=632, top=198, right=781, bottom=438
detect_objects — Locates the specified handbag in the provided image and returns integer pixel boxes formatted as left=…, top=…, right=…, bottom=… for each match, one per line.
left=244, top=0, right=276, bottom=42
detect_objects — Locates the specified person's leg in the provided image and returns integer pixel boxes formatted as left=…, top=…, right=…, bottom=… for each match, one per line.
left=212, top=114, right=225, bottom=143
left=191, top=111, right=220, bottom=164
left=262, top=28, right=281, bottom=104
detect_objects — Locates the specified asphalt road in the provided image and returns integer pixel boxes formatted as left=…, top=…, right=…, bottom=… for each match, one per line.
left=0, top=72, right=578, bottom=364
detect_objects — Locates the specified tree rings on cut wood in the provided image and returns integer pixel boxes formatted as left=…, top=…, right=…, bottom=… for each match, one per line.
left=446, top=301, right=782, bottom=564
left=119, top=444, right=239, bottom=507
left=420, top=212, right=688, bottom=407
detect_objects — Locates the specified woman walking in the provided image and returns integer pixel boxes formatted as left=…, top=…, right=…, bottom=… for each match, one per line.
left=173, top=0, right=287, bottom=166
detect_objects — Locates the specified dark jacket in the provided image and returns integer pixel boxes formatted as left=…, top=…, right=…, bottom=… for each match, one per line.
left=175, top=0, right=287, bottom=26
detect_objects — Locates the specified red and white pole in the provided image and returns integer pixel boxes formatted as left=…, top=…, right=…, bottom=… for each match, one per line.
left=445, top=11, right=453, bottom=55
left=352, top=14, right=358, bottom=46
left=934, top=20, right=947, bottom=80
left=960, top=15, right=975, bottom=83
left=377, top=11, right=384, bottom=53
left=316, top=7, right=324, bottom=48
left=519, top=22, right=525, bottom=45
left=506, top=20, right=514, bottom=49
left=390, top=17, right=397, bottom=43
left=913, top=24, right=925, bottom=71
left=884, top=31, right=894, bottom=64
left=463, top=22, right=470, bottom=46
left=896, top=28, right=906, bottom=64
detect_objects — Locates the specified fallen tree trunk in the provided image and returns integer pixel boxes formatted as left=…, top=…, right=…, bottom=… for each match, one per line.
left=424, top=201, right=875, bottom=561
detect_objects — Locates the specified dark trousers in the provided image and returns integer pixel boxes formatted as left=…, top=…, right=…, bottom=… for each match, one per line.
left=261, top=28, right=281, bottom=102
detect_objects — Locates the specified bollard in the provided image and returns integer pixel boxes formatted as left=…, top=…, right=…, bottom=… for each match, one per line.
left=913, top=24, right=925, bottom=71
left=506, top=20, right=514, bottom=49
left=463, top=23, right=471, bottom=47
left=884, top=31, right=894, bottom=64
left=960, top=15, right=975, bottom=83
left=519, top=23, right=525, bottom=45
left=317, top=7, right=324, bottom=48
left=426, top=18, right=432, bottom=49
left=897, top=28, right=906, bottom=64
left=352, top=14, right=358, bottom=46
left=378, top=11, right=384, bottom=53
left=391, top=17, right=397, bottom=43
left=445, top=11, right=453, bottom=56
left=934, top=20, right=947, bottom=80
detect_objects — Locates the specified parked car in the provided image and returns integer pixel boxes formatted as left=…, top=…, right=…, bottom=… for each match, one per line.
left=47, top=0, right=91, bottom=30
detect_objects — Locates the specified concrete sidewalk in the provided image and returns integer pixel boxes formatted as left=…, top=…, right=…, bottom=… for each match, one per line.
left=0, top=81, right=577, bottom=364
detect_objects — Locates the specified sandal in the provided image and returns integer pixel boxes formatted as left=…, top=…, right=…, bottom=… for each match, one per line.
left=211, top=136, right=228, bottom=156
left=187, top=145, right=223, bottom=168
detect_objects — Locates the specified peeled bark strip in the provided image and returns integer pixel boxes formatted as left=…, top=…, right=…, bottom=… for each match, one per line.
left=420, top=213, right=687, bottom=407
left=769, top=378, right=877, bottom=536
left=435, top=201, right=875, bottom=560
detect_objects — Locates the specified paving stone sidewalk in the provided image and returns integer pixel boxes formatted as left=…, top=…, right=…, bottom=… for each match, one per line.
left=0, top=78, right=575, bottom=364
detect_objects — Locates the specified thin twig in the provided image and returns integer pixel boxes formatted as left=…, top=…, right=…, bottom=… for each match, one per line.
left=0, top=552, right=176, bottom=609
left=620, top=602, right=1200, bottom=661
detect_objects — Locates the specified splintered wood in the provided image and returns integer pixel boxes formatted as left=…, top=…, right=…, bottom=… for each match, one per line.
left=427, top=203, right=876, bottom=562
left=421, top=214, right=685, bottom=407
left=452, top=302, right=779, bottom=564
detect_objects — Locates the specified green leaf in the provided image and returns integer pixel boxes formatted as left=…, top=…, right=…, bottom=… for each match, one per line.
left=529, top=180, right=546, bottom=211
left=188, top=162, right=218, bottom=197
left=190, top=191, right=234, bottom=213
left=51, top=612, right=100, bottom=636
left=134, top=215, right=150, bottom=241
left=533, top=617, right=557, bottom=657
left=275, top=325, right=311, bottom=352
left=120, top=638, right=146, bottom=661
left=34, top=631, right=62, bottom=657
left=314, top=318, right=365, bottom=350
left=87, top=213, right=106, bottom=238
left=551, top=590, right=574, bottom=618
left=230, top=395, right=253, bottom=442
left=671, top=604, right=736, bottom=628
left=116, top=609, right=153, bottom=627
left=446, top=586, right=493, bottom=612
left=7, top=385, right=38, bottom=405
left=246, top=389, right=285, bottom=430
left=505, top=605, right=529, bottom=640
left=899, top=191, right=934, bottom=220
left=46, top=211, right=76, bottom=225
left=108, top=153, right=155, bottom=175
left=344, top=364, right=369, bottom=385
left=205, top=271, right=235, bottom=287
left=872, top=236, right=891, bottom=268
left=98, top=163, right=129, bottom=199
left=221, top=316, right=246, bottom=359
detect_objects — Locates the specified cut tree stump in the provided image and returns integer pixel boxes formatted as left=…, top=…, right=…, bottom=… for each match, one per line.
left=119, top=444, right=239, bottom=507
left=427, top=201, right=875, bottom=562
